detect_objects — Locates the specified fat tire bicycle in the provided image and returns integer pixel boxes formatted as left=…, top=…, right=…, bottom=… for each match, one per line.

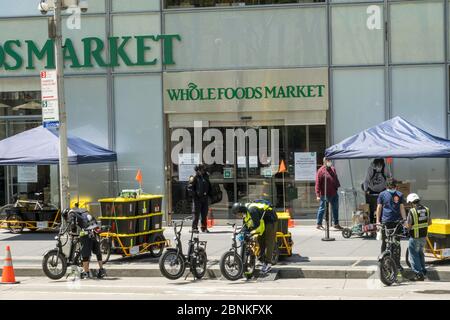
left=159, top=217, right=208, bottom=280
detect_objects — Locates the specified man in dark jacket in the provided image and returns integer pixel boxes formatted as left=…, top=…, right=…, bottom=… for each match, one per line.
left=363, top=158, right=389, bottom=223
left=187, top=164, right=212, bottom=232
left=315, top=157, right=343, bottom=230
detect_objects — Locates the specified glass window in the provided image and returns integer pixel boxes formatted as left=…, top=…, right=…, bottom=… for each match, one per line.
left=332, top=0, right=381, bottom=2
left=112, top=14, right=162, bottom=72
left=332, top=5, right=384, bottom=65
left=0, top=18, right=49, bottom=76
left=390, top=1, right=445, bottom=64
left=0, top=77, right=41, bottom=117
left=0, top=0, right=105, bottom=16
left=165, top=7, right=327, bottom=70
left=164, top=1, right=324, bottom=9
left=65, top=76, right=110, bottom=204
left=114, top=75, right=164, bottom=196
left=62, top=16, right=107, bottom=74
left=332, top=68, right=385, bottom=216
left=391, top=66, right=447, bottom=218
left=113, top=0, right=160, bottom=11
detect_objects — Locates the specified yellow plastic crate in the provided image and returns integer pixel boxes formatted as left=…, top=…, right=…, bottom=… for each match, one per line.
left=428, top=219, right=450, bottom=235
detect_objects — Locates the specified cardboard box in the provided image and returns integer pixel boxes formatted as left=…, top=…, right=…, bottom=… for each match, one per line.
left=396, top=182, right=410, bottom=197
left=358, top=203, right=370, bottom=214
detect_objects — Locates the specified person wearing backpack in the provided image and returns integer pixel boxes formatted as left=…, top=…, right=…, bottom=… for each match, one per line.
left=187, top=164, right=212, bottom=233
left=363, top=158, right=389, bottom=223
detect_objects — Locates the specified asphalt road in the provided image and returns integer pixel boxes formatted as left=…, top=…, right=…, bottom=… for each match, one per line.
left=1, top=277, right=449, bottom=300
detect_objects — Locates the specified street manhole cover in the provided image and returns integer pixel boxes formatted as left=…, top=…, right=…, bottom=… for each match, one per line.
left=415, top=290, right=450, bottom=295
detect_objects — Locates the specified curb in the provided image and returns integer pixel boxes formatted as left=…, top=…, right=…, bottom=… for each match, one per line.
left=5, top=266, right=450, bottom=281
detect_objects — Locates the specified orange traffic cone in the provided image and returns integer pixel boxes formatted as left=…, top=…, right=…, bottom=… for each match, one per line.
left=207, top=208, right=215, bottom=228
left=1, top=246, right=20, bottom=284
left=288, top=218, right=295, bottom=228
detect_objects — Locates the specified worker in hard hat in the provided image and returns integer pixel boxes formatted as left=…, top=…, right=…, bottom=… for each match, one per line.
left=405, top=193, right=432, bottom=281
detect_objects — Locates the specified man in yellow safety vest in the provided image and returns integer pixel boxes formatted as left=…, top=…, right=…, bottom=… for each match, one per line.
left=406, top=193, right=432, bottom=281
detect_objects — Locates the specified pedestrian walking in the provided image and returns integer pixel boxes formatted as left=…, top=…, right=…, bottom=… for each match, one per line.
left=315, top=157, right=343, bottom=231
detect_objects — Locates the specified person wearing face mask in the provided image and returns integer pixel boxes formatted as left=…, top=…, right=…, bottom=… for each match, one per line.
left=363, top=158, right=389, bottom=223
left=376, top=178, right=407, bottom=272
left=315, top=157, right=343, bottom=231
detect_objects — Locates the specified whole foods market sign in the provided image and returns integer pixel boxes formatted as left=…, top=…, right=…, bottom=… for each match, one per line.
left=164, top=68, right=328, bottom=113
left=0, top=34, right=181, bottom=70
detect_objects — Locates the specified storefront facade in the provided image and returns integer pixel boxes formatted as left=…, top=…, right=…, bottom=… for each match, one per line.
left=1, top=0, right=449, bottom=219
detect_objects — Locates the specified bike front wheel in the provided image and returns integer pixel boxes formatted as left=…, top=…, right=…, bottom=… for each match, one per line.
left=191, top=248, right=208, bottom=279
left=99, top=238, right=112, bottom=264
left=159, top=251, right=186, bottom=280
left=220, top=251, right=243, bottom=281
left=42, top=250, right=67, bottom=280
left=379, top=255, right=398, bottom=286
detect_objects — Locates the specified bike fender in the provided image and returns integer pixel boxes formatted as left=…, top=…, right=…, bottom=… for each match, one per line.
left=43, top=248, right=66, bottom=259
left=378, top=251, right=390, bottom=262
left=165, top=248, right=186, bottom=261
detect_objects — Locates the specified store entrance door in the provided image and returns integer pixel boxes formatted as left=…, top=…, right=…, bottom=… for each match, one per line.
left=0, top=119, right=53, bottom=206
left=169, top=123, right=326, bottom=219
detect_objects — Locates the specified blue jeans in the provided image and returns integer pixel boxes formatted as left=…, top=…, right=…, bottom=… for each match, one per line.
left=316, top=194, right=339, bottom=226
left=408, top=237, right=427, bottom=276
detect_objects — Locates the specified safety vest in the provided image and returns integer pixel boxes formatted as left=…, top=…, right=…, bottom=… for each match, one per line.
left=410, top=206, right=430, bottom=239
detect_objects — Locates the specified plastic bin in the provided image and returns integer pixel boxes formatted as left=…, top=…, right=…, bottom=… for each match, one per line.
left=136, top=216, right=151, bottom=233
left=136, top=200, right=151, bottom=215
left=136, top=195, right=163, bottom=214
left=22, top=211, right=38, bottom=221
left=99, top=198, right=138, bottom=217
left=114, top=219, right=137, bottom=235
left=37, top=209, right=58, bottom=222
left=151, top=214, right=163, bottom=230
left=100, top=202, right=114, bottom=217
left=150, top=197, right=162, bottom=213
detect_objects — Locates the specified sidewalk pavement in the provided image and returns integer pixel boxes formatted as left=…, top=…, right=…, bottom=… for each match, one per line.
left=1, top=222, right=449, bottom=280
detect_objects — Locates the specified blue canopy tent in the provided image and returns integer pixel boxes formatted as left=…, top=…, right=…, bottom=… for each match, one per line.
left=325, top=116, right=450, bottom=160
left=0, top=126, right=117, bottom=165
left=0, top=126, right=117, bottom=206
left=324, top=117, right=450, bottom=221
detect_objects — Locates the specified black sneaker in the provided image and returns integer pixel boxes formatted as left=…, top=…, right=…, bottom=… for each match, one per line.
left=97, top=268, right=106, bottom=279
left=410, top=273, right=424, bottom=282
left=80, top=271, right=90, bottom=279
left=201, top=228, right=210, bottom=233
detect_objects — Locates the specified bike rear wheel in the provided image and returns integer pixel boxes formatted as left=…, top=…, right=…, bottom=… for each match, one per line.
left=42, top=250, right=67, bottom=280
left=379, top=255, right=398, bottom=286
left=243, top=251, right=256, bottom=280
left=6, top=214, right=24, bottom=234
left=191, top=248, right=208, bottom=279
left=159, top=251, right=185, bottom=280
left=149, top=234, right=165, bottom=258
left=220, top=251, right=243, bottom=281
